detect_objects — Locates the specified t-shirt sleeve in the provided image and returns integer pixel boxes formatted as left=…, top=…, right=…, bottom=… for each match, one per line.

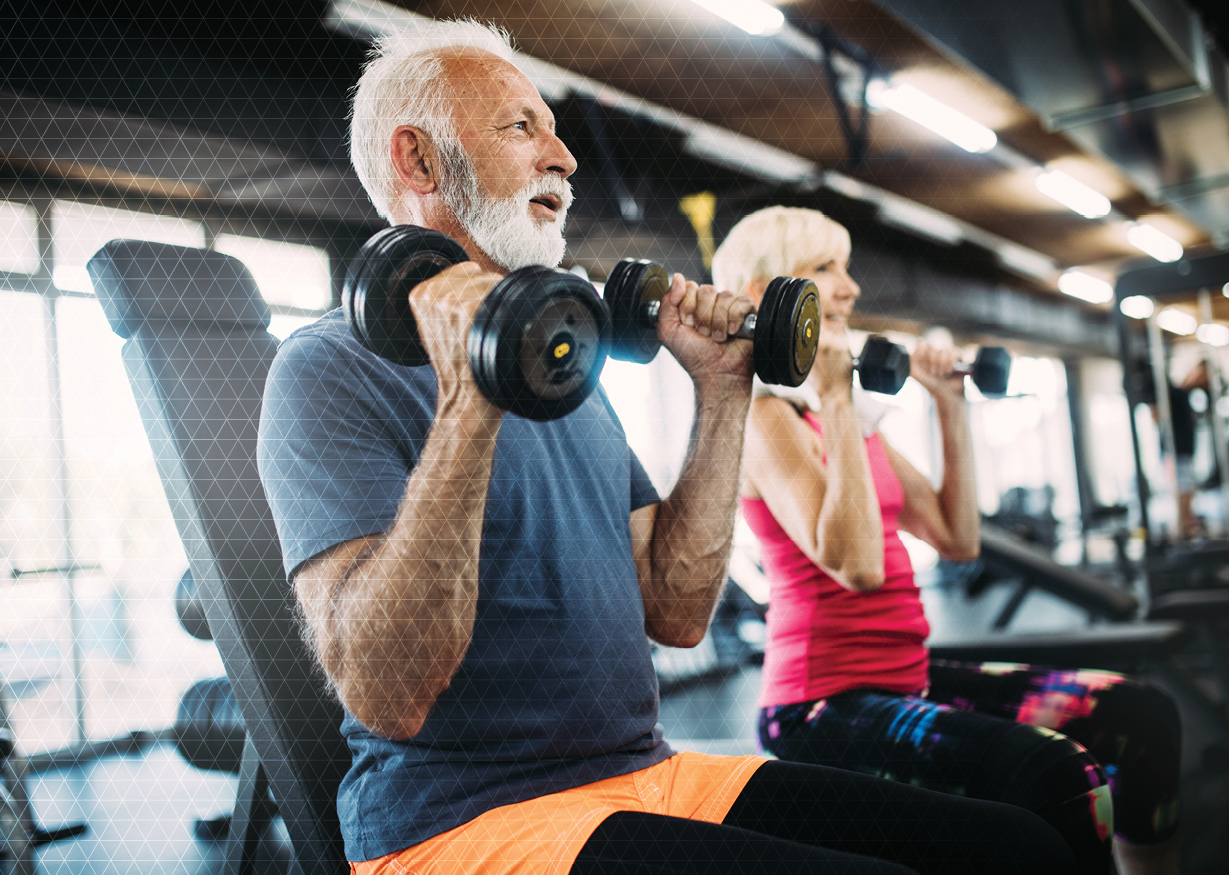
left=258, top=332, right=428, bottom=580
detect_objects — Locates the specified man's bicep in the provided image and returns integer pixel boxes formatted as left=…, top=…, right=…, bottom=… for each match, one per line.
left=260, top=333, right=419, bottom=579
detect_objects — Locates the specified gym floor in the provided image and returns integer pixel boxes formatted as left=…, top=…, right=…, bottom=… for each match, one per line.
left=21, top=579, right=1229, bottom=875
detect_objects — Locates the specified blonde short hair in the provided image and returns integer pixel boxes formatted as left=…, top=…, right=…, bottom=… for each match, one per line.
left=350, top=19, right=517, bottom=219
left=712, top=206, right=851, bottom=297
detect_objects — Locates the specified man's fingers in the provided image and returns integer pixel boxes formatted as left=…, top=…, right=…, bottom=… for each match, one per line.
left=678, top=279, right=700, bottom=329
left=728, top=297, right=754, bottom=338
left=691, top=285, right=719, bottom=338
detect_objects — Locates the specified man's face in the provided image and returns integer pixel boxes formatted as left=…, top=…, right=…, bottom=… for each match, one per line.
left=435, top=53, right=578, bottom=270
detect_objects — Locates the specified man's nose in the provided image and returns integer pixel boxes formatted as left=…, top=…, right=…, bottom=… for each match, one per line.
left=541, top=131, right=578, bottom=178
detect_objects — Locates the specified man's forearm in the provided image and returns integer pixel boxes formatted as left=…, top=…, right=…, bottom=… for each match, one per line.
left=307, top=395, right=501, bottom=738
left=646, top=384, right=752, bottom=646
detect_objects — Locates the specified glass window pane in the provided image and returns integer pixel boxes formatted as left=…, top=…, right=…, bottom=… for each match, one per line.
left=0, top=201, right=39, bottom=274
left=0, top=290, right=70, bottom=754
left=601, top=353, right=694, bottom=495
left=0, top=290, right=55, bottom=565
left=52, top=201, right=204, bottom=293
left=214, top=234, right=331, bottom=310
left=55, top=296, right=222, bottom=743
left=268, top=313, right=322, bottom=340
left=970, top=356, right=1080, bottom=531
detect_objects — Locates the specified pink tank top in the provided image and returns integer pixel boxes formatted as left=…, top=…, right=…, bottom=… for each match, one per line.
left=741, top=409, right=930, bottom=707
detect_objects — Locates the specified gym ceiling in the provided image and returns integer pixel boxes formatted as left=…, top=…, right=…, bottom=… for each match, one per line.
left=3, top=0, right=1229, bottom=328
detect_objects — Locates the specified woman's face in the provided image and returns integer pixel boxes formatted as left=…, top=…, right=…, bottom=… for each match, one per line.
left=791, top=252, right=860, bottom=326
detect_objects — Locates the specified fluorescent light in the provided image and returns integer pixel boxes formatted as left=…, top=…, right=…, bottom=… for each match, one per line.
left=326, top=2, right=815, bottom=185
left=1034, top=169, right=1111, bottom=218
left=866, top=80, right=997, bottom=153
left=1156, top=307, right=1197, bottom=335
left=1197, top=323, right=1229, bottom=346
left=877, top=199, right=964, bottom=245
left=995, top=243, right=1055, bottom=282
left=1119, top=296, right=1155, bottom=319
left=1127, top=222, right=1183, bottom=263
left=1057, top=269, right=1113, bottom=304
left=687, top=0, right=784, bottom=35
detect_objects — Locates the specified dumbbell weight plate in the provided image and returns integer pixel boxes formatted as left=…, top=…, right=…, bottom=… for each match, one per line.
left=857, top=335, right=910, bottom=395
left=754, top=277, right=820, bottom=388
left=971, top=346, right=1011, bottom=398
left=468, top=266, right=611, bottom=421
left=605, top=259, right=670, bottom=364
left=343, top=225, right=471, bottom=367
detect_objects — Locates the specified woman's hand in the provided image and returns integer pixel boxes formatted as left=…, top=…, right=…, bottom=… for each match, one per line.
left=909, top=342, right=965, bottom=405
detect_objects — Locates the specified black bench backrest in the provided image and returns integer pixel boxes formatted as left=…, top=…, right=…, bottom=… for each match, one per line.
left=88, top=239, right=348, bottom=873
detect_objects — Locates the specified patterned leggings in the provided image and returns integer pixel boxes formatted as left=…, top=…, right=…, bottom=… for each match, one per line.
left=758, top=661, right=1181, bottom=874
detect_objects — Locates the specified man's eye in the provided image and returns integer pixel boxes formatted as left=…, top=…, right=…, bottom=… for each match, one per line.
left=512, top=121, right=529, bottom=131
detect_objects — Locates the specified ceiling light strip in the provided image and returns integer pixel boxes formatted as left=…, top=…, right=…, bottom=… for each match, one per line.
left=327, top=0, right=1085, bottom=286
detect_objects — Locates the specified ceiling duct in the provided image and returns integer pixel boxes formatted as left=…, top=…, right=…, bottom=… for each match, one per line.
left=873, top=0, right=1229, bottom=245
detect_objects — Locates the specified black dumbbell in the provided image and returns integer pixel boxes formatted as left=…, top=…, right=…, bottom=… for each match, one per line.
left=856, top=336, right=1012, bottom=396
left=603, top=259, right=821, bottom=387
left=965, top=346, right=1011, bottom=397
left=855, top=336, right=912, bottom=395
left=343, top=225, right=610, bottom=421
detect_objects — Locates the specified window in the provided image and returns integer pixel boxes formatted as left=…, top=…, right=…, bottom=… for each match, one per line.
left=52, top=201, right=204, bottom=293
left=57, top=297, right=222, bottom=743
left=0, top=201, right=39, bottom=274
left=213, top=234, right=331, bottom=311
left=970, top=355, right=1080, bottom=533
left=601, top=350, right=695, bottom=495
left=3, top=200, right=226, bottom=755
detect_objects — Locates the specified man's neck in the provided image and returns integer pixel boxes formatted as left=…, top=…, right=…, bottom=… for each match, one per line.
left=390, top=201, right=506, bottom=276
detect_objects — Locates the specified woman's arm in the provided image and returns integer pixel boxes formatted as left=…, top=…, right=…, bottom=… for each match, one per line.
left=742, top=376, right=885, bottom=592
left=885, top=343, right=980, bottom=561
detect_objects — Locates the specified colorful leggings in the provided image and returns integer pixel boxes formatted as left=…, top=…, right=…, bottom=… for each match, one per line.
left=758, top=661, right=1180, bottom=874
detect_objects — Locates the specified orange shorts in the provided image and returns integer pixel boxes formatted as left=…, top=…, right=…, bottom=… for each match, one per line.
left=350, top=751, right=767, bottom=875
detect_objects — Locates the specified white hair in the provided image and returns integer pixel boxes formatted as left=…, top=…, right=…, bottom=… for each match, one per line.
left=712, top=206, right=851, bottom=298
left=350, top=19, right=518, bottom=219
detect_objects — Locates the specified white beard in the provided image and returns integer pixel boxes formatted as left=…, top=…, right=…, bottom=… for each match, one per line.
left=437, top=146, right=573, bottom=271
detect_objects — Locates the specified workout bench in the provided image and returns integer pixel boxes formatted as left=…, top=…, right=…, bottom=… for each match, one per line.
left=88, top=240, right=348, bottom=875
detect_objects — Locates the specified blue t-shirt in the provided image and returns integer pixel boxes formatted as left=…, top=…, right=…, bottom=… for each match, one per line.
left=258, top=309, right=672, bottom=862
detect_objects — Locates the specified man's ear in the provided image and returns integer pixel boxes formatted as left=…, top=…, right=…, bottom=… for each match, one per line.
left=390, top=126, right=437, bottom=195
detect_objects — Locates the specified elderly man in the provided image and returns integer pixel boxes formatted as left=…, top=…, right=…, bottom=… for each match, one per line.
left=258, top=19, right=1076, bottom=875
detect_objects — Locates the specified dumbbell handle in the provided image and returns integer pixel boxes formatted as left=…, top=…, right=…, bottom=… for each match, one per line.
left=849, top=357, right=978, bottom=377
left=642, top=299, right=757, bottom=340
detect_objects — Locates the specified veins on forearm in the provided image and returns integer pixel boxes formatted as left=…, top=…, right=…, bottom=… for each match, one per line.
left=648, top=392, right=748, bottom=634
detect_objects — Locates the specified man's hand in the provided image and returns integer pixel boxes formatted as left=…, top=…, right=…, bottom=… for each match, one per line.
left=909, top=341, right=966, bottom=406
left=408, top=261, right=506, bottom=416
left=655, top=273, right=756, bottom=397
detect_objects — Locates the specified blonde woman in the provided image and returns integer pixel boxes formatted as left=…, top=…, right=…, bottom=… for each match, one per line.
left=716, top=206, right=1180, bottom=875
